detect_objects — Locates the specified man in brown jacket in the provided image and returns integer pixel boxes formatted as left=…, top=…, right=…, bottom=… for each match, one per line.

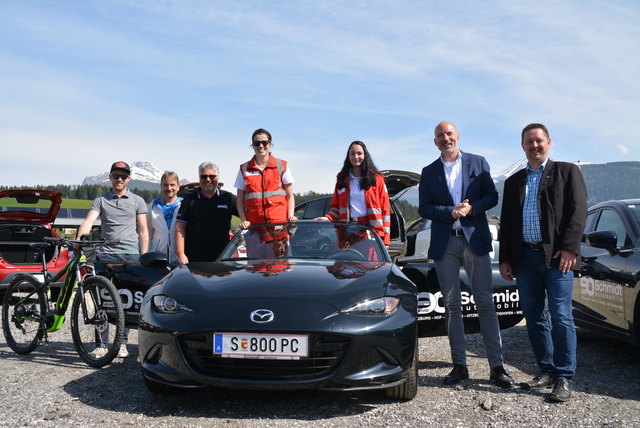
left=499, top=123, right=587, bottom=403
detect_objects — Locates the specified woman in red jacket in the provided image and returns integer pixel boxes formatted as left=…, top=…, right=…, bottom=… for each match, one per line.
left=317, top=141, right=391, bottom=246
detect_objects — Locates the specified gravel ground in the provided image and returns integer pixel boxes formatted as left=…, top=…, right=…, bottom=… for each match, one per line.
left=0, top=321, right=638, bottom=428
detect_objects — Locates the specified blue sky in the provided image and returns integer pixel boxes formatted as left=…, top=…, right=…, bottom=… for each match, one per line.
left=1, top=1, right=638, bottom=194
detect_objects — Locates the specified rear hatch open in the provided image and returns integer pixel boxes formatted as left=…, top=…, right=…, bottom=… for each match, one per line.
left=0, top=190, right=63, bottom=264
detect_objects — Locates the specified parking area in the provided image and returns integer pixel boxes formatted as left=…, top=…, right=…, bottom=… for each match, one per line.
left=1, top=321, right=638, bottom=427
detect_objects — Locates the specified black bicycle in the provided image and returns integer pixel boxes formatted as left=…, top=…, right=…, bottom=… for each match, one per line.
left=2, top=236, right=125, bottom=367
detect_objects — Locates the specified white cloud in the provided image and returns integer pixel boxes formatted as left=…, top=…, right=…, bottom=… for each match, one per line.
left=1, top=1, right=638, bottom=191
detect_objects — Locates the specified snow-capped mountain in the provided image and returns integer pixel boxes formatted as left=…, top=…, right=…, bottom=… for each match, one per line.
left=82, top=161, right=164, bottom=185
left=492, top=159, right=528, bottom=183
left=492, top=159, right=593, bottom=183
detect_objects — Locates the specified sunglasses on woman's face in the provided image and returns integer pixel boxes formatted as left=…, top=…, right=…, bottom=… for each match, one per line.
left=252, top=140, right=270, bottom=147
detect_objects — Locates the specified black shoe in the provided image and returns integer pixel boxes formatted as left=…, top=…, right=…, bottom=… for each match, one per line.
left=490, top=365, right=514, bottom=389
left=443, top=364, right=469, bottom=385
left=547, top=379, right=572, bottom=403
left=520, top=373, right=554, bottom=390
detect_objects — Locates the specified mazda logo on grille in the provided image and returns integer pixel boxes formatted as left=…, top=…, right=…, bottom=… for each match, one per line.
left=250, top=309, right=274, bottom=323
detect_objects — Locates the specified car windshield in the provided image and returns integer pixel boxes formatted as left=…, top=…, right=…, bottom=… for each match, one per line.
left=219, top=221, right=387, bottom=262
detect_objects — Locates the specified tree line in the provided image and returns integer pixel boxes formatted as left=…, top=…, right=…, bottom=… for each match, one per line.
left=4, top=160, right=635, bottom=219
left=0, top=184, right=163, bottom=203
left=0, top=183, right=334, bottom=206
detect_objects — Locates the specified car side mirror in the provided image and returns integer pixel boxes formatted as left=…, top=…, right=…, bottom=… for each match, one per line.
left=139, top=251, right=170, bottom=269
left=586, top=230, right=618, bottom=253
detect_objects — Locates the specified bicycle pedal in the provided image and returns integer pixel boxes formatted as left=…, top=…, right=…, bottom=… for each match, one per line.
left=41, top=330, right=50, bottom=345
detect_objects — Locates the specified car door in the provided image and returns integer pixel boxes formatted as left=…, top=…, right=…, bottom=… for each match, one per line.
left=575, top=207, right=633, bottom=332
left=397, top=218, right=431, bottom=264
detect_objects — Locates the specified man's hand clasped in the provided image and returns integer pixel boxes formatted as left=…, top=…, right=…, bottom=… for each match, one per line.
left=451, top=199, right=472, bottom=219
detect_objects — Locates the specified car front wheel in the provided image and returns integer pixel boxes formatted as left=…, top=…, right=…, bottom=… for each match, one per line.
left=385, top=342, right=418, bottom=401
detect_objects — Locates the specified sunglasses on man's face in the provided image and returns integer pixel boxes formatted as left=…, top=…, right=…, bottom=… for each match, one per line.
left=200, top=174, right=217, bottom=180
left=111, top=173, right=129, bottom=180
left=252, top=140, right=270, bottom=147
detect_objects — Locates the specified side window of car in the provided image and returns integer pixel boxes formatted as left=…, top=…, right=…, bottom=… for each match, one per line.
left=595, top=209, right=628, bottom=248
left=302, top=199, right=330, bottom=219
left=585, top=211, right=598, bottom=233
left=294, top=202, right=307, bottom=220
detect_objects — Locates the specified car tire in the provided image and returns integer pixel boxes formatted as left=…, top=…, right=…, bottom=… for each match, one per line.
left=385, top=341, right=418, bottom=401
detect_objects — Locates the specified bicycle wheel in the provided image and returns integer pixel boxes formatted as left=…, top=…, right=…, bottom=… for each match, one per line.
left=2, top=274, right=46, bottom=354
left=70, top=275, right=125, bottom=368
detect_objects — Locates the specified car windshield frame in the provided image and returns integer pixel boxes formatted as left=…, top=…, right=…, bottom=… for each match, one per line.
left=218, top=221, right=390, bottom=263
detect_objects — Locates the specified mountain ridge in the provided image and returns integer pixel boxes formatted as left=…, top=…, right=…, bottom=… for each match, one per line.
left=82, top=161, right=166, bottom=185
left=489, top=160, right=639, bottom=215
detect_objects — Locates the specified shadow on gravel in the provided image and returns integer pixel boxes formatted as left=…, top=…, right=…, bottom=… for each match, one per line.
left=60, top=344, right=398, bottom=421
left=573, top=328, right=640, bottom=401
left=0, top=340, right=94, bottom=369
left=452, top=325, right=640, bottom=401
left=49, top=323, right=639, bottom=422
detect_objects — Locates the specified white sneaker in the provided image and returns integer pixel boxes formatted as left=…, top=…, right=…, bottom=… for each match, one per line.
left=90, top=347, right=108, bottom=359
left=117, top=344, right=129, bottom=358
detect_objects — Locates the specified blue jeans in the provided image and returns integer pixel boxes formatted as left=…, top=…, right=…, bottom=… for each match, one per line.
left=516, top=247, right=576, bottom=380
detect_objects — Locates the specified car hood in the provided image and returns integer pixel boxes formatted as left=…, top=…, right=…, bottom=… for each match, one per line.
left=156, top=260, right=393, bottom=313
left=380, top=170, right=421, bottom=197
left=0, top=189, right=62, bottom=224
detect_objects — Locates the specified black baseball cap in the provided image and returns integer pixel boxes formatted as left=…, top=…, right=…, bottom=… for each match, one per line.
left=110, top=161, right=131, bottom=174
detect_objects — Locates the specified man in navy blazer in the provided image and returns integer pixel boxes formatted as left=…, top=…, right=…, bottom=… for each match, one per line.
left=419, top=121, right=513, bottom=388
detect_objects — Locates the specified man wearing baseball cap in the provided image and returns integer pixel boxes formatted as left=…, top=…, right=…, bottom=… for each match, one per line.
left=110, top=161, right=131, bottom=174
left=76, top=161, right=149, bottom=358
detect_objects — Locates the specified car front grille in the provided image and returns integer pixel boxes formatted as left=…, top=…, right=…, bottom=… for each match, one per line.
left=178, top=332, right=350, bottom=381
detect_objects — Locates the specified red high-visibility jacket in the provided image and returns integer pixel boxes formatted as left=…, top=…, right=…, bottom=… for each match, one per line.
left=240, top=155, right=288, bottom=225
left=326, top=173, right=391, bottom=245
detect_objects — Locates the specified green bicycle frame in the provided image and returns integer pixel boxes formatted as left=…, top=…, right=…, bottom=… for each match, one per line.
left=46, top=254, right=90, bottom=333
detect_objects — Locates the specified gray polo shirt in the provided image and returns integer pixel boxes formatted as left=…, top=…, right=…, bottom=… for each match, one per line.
left=90, top=189, right=147, bottom=254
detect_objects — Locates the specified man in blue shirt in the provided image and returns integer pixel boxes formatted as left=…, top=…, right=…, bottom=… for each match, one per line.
left=148, top=171, right=182, bottom=262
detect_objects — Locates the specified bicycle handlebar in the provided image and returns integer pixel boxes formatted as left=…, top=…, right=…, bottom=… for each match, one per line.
left=43, top=236, right=120, bottom=248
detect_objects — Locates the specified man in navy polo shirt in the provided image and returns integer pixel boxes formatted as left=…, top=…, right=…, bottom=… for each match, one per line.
left=175, top=162, right=238, bottom=263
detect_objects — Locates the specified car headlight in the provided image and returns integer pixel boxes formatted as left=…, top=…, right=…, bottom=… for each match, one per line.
left=151, top=295, right=194, bottom=314
left=341, top=297, right=400, bottom=316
